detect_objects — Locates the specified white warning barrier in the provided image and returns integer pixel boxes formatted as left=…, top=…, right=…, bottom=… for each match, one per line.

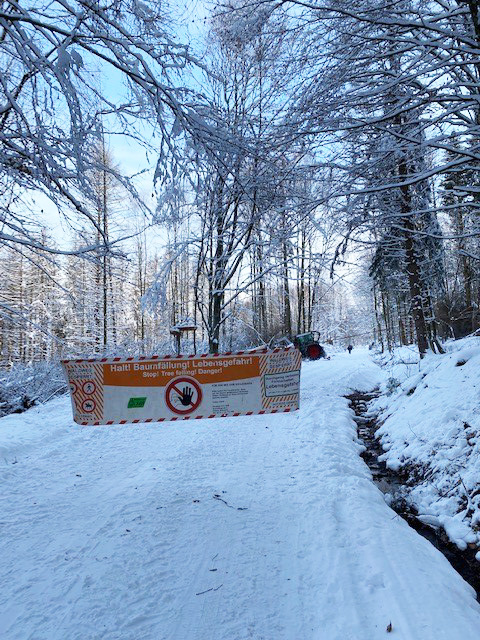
left=62, top=348, right=302, bottom=425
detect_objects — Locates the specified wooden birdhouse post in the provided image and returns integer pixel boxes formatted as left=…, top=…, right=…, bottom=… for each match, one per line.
left=169, top=320, right=197, bottom=356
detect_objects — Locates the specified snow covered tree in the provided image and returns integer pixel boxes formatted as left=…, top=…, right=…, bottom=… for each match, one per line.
left=151, top=3, right=314, bottom=352
left=441, top=146, right=480, bottom=336
left=0, top=0, right=215, bottom=263
left=0, top=229, right=64, bottom=363
left=270, top=0, right=479, bottom=353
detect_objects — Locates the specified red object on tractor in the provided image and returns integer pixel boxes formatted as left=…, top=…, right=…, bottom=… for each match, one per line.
left=306, top=343, right=324, bottom=360
left=293, top=331, right=326, bottom=360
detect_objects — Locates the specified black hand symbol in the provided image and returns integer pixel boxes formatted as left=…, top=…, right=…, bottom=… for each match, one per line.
left=179, top=386, right=193, bottom=406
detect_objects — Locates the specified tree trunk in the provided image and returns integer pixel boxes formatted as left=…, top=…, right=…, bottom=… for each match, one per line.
left=398, top=156, right=429, bottom=357
left=282, top=239, right=292, bottom=337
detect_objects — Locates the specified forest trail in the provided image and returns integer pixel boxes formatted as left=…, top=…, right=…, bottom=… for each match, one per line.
left=1, top=350, right=479, bottom=640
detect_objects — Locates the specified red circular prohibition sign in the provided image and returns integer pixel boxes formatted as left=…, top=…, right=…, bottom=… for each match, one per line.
left=165, top=376, right=203, bottom=415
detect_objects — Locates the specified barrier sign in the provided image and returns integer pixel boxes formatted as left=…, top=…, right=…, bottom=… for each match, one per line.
left=62, top=348, right=302, bottom=425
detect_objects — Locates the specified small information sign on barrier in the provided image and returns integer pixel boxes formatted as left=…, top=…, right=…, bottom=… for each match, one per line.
left=62, top=348, right=301, bottom=425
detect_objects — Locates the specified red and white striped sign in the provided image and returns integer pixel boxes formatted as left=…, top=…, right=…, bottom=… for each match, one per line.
left=62, top=348, right=302, bottom=425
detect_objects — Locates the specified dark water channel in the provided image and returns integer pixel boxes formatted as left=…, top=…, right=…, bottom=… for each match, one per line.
left=347, top=390, right=480, bottom=602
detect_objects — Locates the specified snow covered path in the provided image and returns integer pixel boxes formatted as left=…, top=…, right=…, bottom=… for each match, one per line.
left=1, top=350, right=479, bottom=640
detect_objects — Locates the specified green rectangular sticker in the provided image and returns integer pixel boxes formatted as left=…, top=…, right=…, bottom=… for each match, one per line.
left=127, top=397, right=147, bottom=409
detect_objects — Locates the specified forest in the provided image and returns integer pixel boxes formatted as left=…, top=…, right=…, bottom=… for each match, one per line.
left=1, top=0, right=480, bottom=369
left=2, top=3, right=480, bottom=635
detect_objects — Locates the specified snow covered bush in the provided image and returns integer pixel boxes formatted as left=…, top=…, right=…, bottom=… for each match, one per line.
left=386, top=376, right=401, bottom=395
left=0, top=363, right=67, bottom=418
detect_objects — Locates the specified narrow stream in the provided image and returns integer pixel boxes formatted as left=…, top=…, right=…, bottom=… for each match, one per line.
left=347, top=390, right=480, bottom=602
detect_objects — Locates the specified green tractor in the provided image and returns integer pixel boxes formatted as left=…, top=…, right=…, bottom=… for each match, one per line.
left=293, top=331, right=326, bottom=360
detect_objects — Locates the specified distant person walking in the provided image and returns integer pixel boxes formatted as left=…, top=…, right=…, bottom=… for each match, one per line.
left=347, top=344, right=353, bottom=354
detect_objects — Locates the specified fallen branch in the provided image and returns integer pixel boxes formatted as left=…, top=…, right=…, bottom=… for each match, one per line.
left=196, top=584, right=223, bottom=596
left=213, top=494, right=248, bottom=511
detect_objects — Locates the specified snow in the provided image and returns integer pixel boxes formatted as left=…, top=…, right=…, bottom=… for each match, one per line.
left=1, top=350, right=479, bottom=639
left=371, top=337, right=480, bottom=552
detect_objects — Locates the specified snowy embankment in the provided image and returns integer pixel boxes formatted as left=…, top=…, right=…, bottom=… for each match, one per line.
left=1, top=351, right=480, bottom=640
left=371, top=338, right=480, bottom=557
